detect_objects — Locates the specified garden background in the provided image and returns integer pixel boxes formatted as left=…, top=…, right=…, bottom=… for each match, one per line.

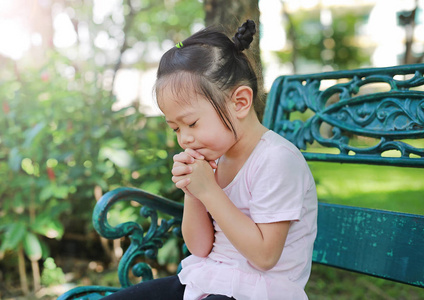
left=1, top=0, right=423, bottom=299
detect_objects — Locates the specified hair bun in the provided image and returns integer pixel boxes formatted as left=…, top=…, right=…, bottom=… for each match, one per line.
left=233, top=20, right=256, bottom=52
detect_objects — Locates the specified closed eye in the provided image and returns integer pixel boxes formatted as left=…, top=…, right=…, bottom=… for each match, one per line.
left=172, top=127, right=179, bottom=132
left=189, top=121, right=197, bottom=128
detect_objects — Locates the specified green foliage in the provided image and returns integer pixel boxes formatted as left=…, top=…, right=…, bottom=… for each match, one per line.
left=66, top=0, right=204, bottom=70
left=41, top=257, right=66, bottom=286
left=23, top=232, right=43, bottom=261
left=157, top=237, right=181, bottom=265
left=0, top=52, right=182, bottom=276
left=0, top=0, right=204, bottom=290
left=276, top=8, right=370, bottom=70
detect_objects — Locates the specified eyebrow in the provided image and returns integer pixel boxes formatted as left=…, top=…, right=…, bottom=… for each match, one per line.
left=165, top=111, right=194, bottom=124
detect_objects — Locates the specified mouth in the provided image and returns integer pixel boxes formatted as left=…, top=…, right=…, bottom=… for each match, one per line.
left=192, top=148, right=205, bottom=155
left=193, top=148, right=211, bottom=159
left=188, top=148, right=220, bottom=161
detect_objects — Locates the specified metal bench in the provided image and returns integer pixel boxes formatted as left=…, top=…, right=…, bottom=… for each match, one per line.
left=58, top=63, right=424, bottom=299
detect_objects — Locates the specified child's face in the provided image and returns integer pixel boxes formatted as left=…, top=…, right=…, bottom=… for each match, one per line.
left=159, top=86, right=236, bottom=161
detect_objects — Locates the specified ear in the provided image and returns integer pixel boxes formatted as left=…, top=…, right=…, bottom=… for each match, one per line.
left=230, top=86, right=254, bottom=119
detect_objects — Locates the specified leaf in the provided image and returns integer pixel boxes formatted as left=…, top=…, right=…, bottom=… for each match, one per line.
left=39, top=239, right=50, bottom=259
left=100, top=147, right=133, bottom=168
left=91, top=125, right=108, bottom=138
left=23, top=122, right=46, bottom=147
left=8, top=147, right=22, bottom=172
left=40, top=185, right=54, bottom=202
left=23, top=232, right=42, bottom=261
left=32, top=212, right=66, bottom=239
left=158, top=238, right=180, bottom=265
left=50, top=201, right=71, bottom=216
left=41, top=183, right=69, bottom=200
left=0, top=222, right=26, bottom=251
left=103, top=137, right=127, bottom=148
left=52, top=185, right=69, bottom=199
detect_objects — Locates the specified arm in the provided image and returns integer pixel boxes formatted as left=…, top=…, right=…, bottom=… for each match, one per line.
left=181, top=193, right=214, bottom=257
left=172, top=150, right=216, bottom=257
left=201, top=186, right=290, bottom=271
left=181, top=159, right=290, bottom=271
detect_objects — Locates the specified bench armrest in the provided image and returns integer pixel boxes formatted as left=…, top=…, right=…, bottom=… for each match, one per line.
left=57, top=286, right=120, bottom=300
left=93, top=187, right=184, bottom=288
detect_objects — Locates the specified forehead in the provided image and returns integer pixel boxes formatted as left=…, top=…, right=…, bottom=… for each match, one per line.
left=156, top=73, right=201, bottom=109
left=157, top=77, right=211, bottom=122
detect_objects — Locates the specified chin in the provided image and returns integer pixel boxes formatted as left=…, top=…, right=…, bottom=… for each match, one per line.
left=197, top=149, right=220, bottom=161
left=207, top=154, right=222, bottom=162
left=205, top=155, right=219, bottom=162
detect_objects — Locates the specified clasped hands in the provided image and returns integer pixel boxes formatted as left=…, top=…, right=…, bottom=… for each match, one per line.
left=171, top=149, right=218, bottom=200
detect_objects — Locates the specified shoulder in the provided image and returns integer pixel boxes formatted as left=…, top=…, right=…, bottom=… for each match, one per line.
left=255, top=131, right=306, bottom=166
left=246, top=131, right=313, bottom=186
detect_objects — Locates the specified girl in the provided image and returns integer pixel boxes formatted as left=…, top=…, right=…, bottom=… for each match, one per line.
left=104, top=20, right=317, bottom=300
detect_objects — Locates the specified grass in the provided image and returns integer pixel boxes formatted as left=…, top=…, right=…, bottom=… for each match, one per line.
left=305, top=161, right=424, bottom=299
left=309, top=161, right=424, bottom=215
left=306, top=264, right=424, bottom=300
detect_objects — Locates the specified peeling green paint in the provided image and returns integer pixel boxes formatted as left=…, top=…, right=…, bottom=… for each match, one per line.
left=314, top=203, right=424, bottom=287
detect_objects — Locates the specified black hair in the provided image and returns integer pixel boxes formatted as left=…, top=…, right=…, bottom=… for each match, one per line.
left=155, top=20, right=259, bottom=138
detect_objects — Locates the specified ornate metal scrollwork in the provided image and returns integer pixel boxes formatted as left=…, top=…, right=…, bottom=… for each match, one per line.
left=264, top=65, right=424, bottom=167
left=93, top=187, right=183, bottom=288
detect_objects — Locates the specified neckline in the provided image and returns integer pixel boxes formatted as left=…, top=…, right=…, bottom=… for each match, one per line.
left=220, top=130, right=271, bottom=191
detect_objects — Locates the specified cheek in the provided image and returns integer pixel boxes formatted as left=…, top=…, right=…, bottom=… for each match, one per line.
left=176, top=135, right=185, bottom=149
left=205, top=129, right=233, bottom=147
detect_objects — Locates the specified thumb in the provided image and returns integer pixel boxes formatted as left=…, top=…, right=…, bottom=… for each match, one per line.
left=208, top=160, right=217, bottom=169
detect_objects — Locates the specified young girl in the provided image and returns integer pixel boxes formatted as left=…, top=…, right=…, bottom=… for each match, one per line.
left=104, top=20, right=317, bottom=300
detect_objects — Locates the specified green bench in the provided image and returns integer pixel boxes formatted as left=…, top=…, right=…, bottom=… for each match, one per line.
left=58, top=64, right=424, bottom=299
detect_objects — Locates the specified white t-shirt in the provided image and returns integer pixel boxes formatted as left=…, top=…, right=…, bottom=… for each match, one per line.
left=178, top=130, right=318, bottom=300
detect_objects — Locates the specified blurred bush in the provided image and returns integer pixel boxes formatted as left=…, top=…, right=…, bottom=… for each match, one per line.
left=0, top=52, right=183, bottom=292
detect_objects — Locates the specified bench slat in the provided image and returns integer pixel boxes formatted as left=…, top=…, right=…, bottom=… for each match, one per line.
left=313, top=203, right=424, bottom=287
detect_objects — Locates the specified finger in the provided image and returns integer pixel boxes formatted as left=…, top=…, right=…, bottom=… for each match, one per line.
left=172, top=175, right=185, bottom=183
left=208, top=160, right=217, bottom=169
left=171, top=165, right=192, bottom=176
left=185, top=148, right=205, bottom=160
left=175, top=178, right=190, bottom=189
left=173, top=161, right=184, bottom=168
left=173, top=152, right=195, bottom=164
left=182, top=188, right=196, bottom=199
left=173, top=161, right=191, bottom=170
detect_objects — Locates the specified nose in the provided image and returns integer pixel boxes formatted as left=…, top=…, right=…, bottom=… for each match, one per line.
left=179, top=130, right=194, bottom=147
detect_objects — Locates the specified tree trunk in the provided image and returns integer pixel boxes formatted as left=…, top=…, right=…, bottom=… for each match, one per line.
left=204, top=0, right=264, bottom=117
left=28, top=0, right=54, bottom=66
left=204, top=0, right=259, bottom=35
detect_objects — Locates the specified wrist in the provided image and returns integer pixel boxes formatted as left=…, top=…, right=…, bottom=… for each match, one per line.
left=197, top=184, right=224, bottom=207
left=184, top=193, right=202, bottom=205
left=184, top=193, right=209, bottom=214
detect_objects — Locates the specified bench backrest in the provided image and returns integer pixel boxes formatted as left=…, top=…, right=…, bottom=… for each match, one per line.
left=263, top=64, right=424, bottom=287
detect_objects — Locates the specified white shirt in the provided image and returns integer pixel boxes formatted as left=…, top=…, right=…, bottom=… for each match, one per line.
left=178, top=131, right=318, bottom=300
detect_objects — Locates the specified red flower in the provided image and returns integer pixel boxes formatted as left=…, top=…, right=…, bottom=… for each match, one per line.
left=2, top=102, right=10, bottom=114
left=41, top=72, right=50, bottom=82
left=47, top=167, right=56, bottom=181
